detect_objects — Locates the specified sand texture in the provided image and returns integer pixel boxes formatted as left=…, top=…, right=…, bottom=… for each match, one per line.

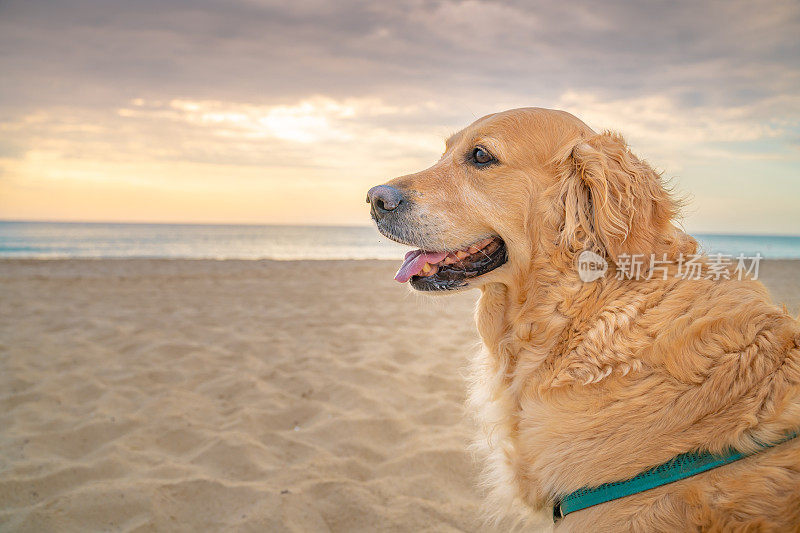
left=1, top=259, right=799, bottom=532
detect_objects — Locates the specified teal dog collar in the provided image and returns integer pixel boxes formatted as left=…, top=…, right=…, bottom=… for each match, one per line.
left=553, top=430, right=799, bottom=521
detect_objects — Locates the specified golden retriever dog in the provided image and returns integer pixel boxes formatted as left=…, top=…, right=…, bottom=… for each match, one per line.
left=367, top=108, right=800, bottom=531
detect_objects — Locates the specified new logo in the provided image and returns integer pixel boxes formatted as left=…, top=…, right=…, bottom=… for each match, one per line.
left=577, top=250, right=608, bottom=282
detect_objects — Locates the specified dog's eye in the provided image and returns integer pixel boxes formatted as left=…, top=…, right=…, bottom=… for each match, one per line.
left=471, top=147, right=495, bottom=166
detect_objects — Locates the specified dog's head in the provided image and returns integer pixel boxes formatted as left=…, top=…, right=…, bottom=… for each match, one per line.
left=368, top=107, right=694, bottom=292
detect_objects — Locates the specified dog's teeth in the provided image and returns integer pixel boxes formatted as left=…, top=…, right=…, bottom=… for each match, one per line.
left=418, top=263, right=439, bottom=277
left=443, top=255, right=457, bottom=265
left=456, top=250, right=469, bottom=259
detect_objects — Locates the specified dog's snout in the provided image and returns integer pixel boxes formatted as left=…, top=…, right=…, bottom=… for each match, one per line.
left=367, top=185, right=404, bottom=218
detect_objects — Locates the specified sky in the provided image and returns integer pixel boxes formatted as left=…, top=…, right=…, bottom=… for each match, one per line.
left=0, top=0, right=799, bottom=233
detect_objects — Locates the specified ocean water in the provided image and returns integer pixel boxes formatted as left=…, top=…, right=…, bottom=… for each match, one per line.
left=0, top=221, right=799, bottom=260
left=0, top=221, right=408, bottom=260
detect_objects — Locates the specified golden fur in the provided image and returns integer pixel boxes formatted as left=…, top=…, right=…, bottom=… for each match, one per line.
left=376, top=108, right=800, bottom=531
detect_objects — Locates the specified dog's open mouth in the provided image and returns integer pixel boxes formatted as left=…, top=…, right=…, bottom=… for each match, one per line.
left=394, top=236, right=508, bottom=291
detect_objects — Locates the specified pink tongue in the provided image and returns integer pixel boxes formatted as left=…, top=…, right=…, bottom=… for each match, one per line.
left=394, top=250, right=448, bottom=283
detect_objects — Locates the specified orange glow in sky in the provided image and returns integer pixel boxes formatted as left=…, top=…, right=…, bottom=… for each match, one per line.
left=1, top=2, right=798, bottom=233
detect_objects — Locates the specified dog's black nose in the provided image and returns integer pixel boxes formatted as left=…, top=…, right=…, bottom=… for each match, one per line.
left=367, top=185, right=404, bottom=218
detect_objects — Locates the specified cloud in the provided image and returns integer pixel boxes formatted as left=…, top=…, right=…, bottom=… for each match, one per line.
left=2, top=0, right=798, bottom=109
left=0, top=0, right=798, bottom=229
left=554, top=91, right=800, bottom=172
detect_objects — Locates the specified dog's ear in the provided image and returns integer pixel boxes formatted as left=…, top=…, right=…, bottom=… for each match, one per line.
left=558, top=131, right=687, bottom=262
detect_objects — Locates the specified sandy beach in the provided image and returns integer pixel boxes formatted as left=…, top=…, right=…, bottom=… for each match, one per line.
left=1, top=259, right=799, bottom=532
